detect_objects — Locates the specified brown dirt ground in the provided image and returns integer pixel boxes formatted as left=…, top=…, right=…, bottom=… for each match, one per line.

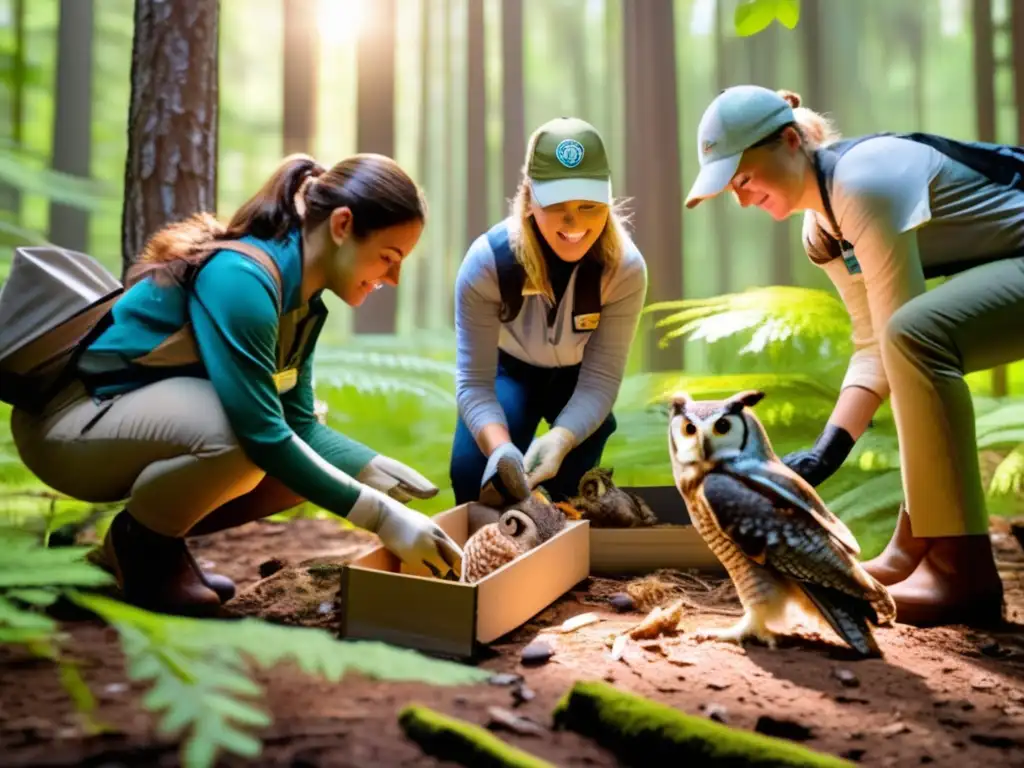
left=4, top=518, right=1024, bottom=767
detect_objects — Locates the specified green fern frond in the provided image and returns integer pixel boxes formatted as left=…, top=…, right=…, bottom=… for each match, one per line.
left=645, top=286, right=852, bottom=352
left=617, top=371, right=839, bottom=409
left=987, top=445, right=1024, bottom=516
left=69, top=592, right=489, bottom=768
left=314, top=350, right=457, bottom=378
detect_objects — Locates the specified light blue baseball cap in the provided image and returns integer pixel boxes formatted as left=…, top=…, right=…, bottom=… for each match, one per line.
left=685, top=85, right=795, bottom=209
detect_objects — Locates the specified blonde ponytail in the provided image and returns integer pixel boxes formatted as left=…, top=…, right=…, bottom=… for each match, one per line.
left=776, top=89, right=841, bottom=149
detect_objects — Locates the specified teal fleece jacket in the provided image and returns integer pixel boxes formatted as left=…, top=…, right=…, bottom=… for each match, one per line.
left=78, top=228, right=374, bottom=515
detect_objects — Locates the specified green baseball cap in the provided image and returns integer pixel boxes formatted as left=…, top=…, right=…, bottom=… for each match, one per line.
left=527, top=117, right=612, bottom=207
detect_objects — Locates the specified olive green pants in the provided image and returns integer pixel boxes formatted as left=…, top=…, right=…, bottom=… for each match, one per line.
left=881, top=256, right=1024, bottom=538
left=10, top=378, right=304, bottom=537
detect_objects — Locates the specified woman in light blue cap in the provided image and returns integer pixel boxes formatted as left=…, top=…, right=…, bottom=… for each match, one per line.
left=686, top=85, right=1024, bottom=628
left=450, top=117, right=647, bottom=507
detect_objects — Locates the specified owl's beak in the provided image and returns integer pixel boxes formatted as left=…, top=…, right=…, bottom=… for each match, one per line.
left=700, top=433, right=714, bottom=460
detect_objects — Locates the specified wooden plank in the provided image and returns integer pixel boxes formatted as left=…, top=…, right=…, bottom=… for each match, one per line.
left=339, top=564, right=477, bottom=658
left=475, top=520, right=590, bottom=644
left=589, top=526, right=723, bottom=575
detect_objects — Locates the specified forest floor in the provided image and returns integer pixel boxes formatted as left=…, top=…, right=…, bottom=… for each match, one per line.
left=4, top=517, right=1024, bottom=767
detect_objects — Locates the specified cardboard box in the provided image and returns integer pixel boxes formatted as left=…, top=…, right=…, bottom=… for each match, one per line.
left=587, top=485, right=724, bottom=575
left=339, top=503, right=591, bottom=658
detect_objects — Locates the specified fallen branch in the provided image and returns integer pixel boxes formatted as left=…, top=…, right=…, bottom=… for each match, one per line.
left=399, top=704, right=555, bottom=768
left=552, top=681, right=853, bottom=767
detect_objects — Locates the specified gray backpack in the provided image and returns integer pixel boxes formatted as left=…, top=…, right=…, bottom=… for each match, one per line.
left=0, top=246, right=123, bottom=413
left=0, top=240, right=285, bottom=414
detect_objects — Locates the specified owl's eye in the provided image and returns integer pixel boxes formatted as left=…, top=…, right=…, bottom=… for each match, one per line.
left=713, top=417, right=732, bottom=435
left=684, top=422, right=697, bottom=436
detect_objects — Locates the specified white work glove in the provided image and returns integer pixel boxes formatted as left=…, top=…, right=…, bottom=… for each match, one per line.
left=347, top=485, right=462, bottom=579
left=524, top=427, right=576, bottom=488
left=479, top=442, right=530, bottom=506
left=357, top=454, right=439, bottom=502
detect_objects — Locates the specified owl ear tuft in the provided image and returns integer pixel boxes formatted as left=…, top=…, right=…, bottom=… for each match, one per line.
left=668, top=391, right=692, bottom=417
left=724, top=389, right=765, bottom=414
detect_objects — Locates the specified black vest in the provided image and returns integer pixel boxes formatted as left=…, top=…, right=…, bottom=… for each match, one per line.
left=485, top=221, right=603, bottom=332
left=812, top=132, right=1024, bottom=278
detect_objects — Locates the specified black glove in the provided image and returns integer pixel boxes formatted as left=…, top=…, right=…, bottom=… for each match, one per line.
left=781, top=423, right=855, bottom=487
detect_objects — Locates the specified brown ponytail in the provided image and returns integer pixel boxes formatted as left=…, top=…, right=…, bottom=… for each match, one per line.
left=127, top=152, right=425, bottom=289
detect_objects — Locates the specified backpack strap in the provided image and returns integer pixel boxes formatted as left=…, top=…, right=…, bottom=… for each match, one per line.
left=486, top=222, right=526, bottom=323
left=485, top=221, right=604, bottom=331
left=201, top=239, right=286, bottom=315
left=572, top=255, right=603, bottom=333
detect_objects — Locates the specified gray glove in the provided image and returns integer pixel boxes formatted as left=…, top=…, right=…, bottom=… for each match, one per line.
left=357, top=454, right=439, bottom=502
left=479, top=442, right=530, bottom=507
left=347, top=485, right=462, bottom=579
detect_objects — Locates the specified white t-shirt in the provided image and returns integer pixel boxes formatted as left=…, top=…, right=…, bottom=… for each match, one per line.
left=802, top=135, right=1024, bottom=399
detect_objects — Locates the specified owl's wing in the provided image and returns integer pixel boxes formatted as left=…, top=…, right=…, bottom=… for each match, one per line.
left=699, top=473, right=877, bottom=599
left=699, top=473, right=892, bottom=655
left=715, top=456, right=860, bottom=556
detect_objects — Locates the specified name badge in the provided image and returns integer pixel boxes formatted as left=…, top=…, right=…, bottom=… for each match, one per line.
left=273, top=368, right=299, bottom=394
left=574, top=312, right=600, bottom=332
left=842, top=245, right=862, bottom=276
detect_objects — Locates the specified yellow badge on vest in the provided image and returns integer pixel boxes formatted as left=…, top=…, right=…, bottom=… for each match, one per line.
left=273, top=368, right=299, bottom=394
left=574, top=313, right=600, bottom=331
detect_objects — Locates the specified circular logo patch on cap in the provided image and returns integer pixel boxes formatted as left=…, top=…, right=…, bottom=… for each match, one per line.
left=555, top=139, right=585, bottom=168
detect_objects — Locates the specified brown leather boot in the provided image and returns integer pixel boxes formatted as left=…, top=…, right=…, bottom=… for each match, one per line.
left=861, top=504, right=931, bottom=586
left=101, top=509, right=222, bottom=617
left=887, top=534, right=1005, bottom=627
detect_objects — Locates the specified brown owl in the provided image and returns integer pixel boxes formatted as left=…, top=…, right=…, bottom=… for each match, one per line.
left=461, top=492, right=567, bottom=583
left=568, top=467, right=658, bottom=528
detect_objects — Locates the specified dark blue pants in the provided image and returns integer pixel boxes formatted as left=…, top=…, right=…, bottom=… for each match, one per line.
left=450, top=351, right=617, bottom=504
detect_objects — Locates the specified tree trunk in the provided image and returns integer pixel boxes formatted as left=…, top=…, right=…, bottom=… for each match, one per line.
left=2, top=0, right=26, bottom=221
left=415, top=0, right=433, bottom=328
left=465, top=0, right=487, bottom=247
left=712, top=0, right=732, bottom=294
left=283, top=0, right=318, bottom=156
left=354, top=0, right=398, bottom=333
left=501, top=0, right=525, bottom=207
left=973, top=0, right=995, bottom=142
left=121, top=0, right=219, bottom=277
left=49, top=0, right=94, bottom=253
left=1012, top=0, right=1024, bottom=143
left=624, top=0, right=681, bottom=371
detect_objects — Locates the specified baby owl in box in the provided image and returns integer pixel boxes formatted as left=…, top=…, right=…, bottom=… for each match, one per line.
left=568, top=467, right=658, bottom=528
left=667, top=389, right=896, bottom=657
left=460, top=492, right=567, bottom=583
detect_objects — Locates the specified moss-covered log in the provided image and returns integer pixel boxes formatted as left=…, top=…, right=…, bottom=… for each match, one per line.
left=399, top=705, right=555, bottom=768
left=552, top=681, right=853, bottom=767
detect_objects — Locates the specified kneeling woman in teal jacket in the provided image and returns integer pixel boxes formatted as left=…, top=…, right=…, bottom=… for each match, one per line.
left=11, top=154, right=462, bottom=615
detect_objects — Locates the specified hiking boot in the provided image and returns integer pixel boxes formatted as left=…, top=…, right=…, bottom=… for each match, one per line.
left=886, top=534, right=1005, bottom=628
left=100, top=509, right=222, bottom=617
left=861, top=504, right=930, bottom=586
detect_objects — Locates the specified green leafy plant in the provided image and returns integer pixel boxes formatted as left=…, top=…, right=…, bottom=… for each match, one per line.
left=734, top=0, right=802, bottom=37
left=0, top=528, right=489, bottom=768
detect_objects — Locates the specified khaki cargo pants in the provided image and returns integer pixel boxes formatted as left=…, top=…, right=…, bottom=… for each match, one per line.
left=10, top=377, right=303, bottom=537
left=882, top=255, right=1024, bottom=538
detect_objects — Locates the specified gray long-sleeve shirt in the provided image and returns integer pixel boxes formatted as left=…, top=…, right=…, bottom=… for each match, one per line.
left=455, top=218, right=648, bottom=443
left=802, top=135, right=1024, bottom=400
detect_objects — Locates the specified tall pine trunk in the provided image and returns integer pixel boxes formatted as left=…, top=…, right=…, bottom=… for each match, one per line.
left=283, top=0, right=318, bottom=156
left=501, top=0, right=525, bottom=206
left=49, top=0, right=94, bottom=253
left=354, top=0, right=398, bottom=333
left=624, top=0, right=681, bottom=371
left=120, top=0, right=219, bottom=277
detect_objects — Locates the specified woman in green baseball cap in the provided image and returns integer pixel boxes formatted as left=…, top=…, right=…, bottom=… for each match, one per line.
left=686, top=84, right=1024, bottom=628
left=450, top=117, right=648, bottom=508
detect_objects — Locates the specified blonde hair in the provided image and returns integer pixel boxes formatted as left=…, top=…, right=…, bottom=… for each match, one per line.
left=775, top=89, right=841, bottom=149
left=507, top=131, right=633, bottom=303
